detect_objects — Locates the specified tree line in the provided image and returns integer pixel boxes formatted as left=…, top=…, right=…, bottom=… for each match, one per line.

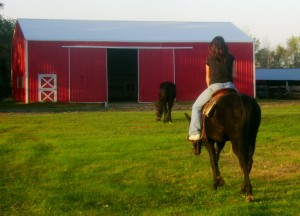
left=254, top=36, right=300, bottom=68
left=0, top=3, right=15, bottom=100
left=0, top=2, right=300, bottom=100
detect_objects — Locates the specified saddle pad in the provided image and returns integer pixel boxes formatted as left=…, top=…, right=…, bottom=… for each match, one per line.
left=201, top=88, right=237, bottom=141
left=203, top=88, right=237, bottom=117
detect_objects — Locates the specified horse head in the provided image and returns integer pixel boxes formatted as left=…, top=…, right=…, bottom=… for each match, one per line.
left=155, top=103, right=163, bottom=121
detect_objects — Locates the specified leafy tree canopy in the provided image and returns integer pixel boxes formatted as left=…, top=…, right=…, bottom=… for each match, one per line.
left=255, top=36, right=300, bottom=68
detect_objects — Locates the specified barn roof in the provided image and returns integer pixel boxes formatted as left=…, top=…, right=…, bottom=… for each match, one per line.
left=256, top=68, right=300, bottom=81
left=17, top=18, right=252, bottom=43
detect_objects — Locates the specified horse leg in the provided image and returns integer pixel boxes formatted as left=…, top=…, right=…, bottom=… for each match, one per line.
left=204, top=142, right=222, bottom=189
left=216, top=141, right=226, bottom=160
left=243, top=144, right=255, bottom=202
left=167, top=100, right=174, bottom=123
left=163, top=103, right=168, bottom=123
left=239, top=158, right=253, bottom=202
left=215, top=142, right=226, bottom=186
left=232, top=140, right=254, bottom=202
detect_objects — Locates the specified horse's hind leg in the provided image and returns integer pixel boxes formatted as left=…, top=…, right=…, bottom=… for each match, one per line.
left=204, top=142, right=223, bottom=189
left=167, top=100, right=174, bottom=123
left=163, top=103, right=168, bottom=123
left=230, top=138, right=254, bottom=202
left=234, top=145, right=254, bottom=202
left=216, top=141, right=226, bottom=160
left=214, top=142, right=226, bottom=186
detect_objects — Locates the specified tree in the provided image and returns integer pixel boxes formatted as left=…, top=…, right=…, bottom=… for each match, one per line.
left=254, top=36, right=300, bottom=69
left=286, top=36, right=300, bottom=68
left=256, top=48, right=273, bottom=68
left=0, top=2, right=16, bottom=100
left=272, top=45, right=289, bottom=68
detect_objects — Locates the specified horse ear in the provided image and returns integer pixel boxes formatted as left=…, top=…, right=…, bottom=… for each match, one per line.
left=184, top=113, right=191, bottom=122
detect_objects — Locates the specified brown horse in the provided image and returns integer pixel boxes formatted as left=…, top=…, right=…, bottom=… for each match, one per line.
left=156, top=82, right=176, bottom=123
left=185, top=92, right=261, bottom=202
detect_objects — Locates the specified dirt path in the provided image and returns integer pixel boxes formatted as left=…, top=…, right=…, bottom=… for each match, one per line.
left=0, top=100, right=299, bottom=113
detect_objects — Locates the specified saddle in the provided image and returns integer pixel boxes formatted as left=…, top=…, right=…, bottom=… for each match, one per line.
left=201, top=88, right=237, bottom=142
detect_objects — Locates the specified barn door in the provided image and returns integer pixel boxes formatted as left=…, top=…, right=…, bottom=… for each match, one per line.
left=38, top=74, right=57, bottom=102
left=138, top=49, right=175, bottom=102
left=69, top=48, right=107, bottom=102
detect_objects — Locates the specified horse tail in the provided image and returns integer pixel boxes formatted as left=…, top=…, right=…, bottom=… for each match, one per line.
left=240, top=95, right=261, bottom=161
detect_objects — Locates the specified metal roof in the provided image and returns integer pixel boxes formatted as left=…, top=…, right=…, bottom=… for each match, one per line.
left=256, top=68, right=300, bottom=81
left=17, top=19, right=252, bottom=43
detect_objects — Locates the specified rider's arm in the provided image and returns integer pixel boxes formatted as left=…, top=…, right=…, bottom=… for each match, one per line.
left=206, top=65, right=210, bottom=86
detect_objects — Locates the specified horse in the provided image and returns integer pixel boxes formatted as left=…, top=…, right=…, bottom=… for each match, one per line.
left=156, top=82, right=176, bottom=123
left=185, top=90, right=261, bottom=202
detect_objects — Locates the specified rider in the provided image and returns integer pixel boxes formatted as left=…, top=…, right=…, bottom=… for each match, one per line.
left=188, top=36, right=237, bottom=141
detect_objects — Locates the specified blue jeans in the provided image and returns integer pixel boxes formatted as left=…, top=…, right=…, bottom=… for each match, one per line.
left=189, top=82, right=236, bottom=136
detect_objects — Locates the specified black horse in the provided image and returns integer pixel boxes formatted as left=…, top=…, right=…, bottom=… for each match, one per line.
left=185, top=91, right=261, bottom=202
left=156, top=82, right=176, bottom=123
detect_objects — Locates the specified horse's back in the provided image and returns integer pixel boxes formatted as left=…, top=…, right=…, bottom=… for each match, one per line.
left=218, top=93, right=260, bottom=116
left=159, top=82, right=176, bottom=101
left=216, top=93, right=261, bottom=143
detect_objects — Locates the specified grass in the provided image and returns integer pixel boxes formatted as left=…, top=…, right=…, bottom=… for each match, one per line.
left=0, top=100, right=300, bottom=215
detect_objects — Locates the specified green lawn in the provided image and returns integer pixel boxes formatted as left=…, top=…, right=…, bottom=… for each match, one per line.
left=0, top=101, right=299, bottom=215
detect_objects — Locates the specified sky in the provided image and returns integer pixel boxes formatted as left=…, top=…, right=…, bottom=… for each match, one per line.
left=2, top=0, right=300, bottom=48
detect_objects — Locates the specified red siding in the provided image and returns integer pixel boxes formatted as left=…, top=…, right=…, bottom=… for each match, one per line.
left=174, top=42, right=255, bottom=102
left=228, top=43, right=254, bottom=96
left=70, top=48, right=107, bottom=102
left=12, top=23, right=27, bottom=102
left=28, top=41, right=69, bottom=102
left=175, top=43, right=208, bottom=101
left=12, top=33, right=254, bottom=103
left=27, top=41, right=108, bottom=103
left=139, top=49, right=174, bottom=102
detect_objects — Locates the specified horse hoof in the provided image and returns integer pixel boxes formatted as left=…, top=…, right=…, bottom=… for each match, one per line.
left=217, top=176, right=225, bottom=186
left=246, top=195, right=254, bottom=202
left=240, top=186, right=246, bottom=195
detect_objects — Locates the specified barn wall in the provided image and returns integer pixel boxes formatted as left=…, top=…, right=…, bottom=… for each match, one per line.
left=228, top=42, right=254, bottom=96
left=175, top=43, right=208, bottom=101
left=174, top=42, right=254, bottom=102
left=27, top=41, right=69, bottom=102
left=27, top=41, right=108, bottom=103
left=12, top=23, right=27, bottom=102
left=16, top=40, right=254, bottom=103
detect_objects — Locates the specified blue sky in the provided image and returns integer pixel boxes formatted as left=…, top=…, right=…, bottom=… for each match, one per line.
left=2, top=0, right=300, bottom=48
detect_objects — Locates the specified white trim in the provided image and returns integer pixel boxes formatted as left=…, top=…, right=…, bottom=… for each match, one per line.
left=105, top=48, right=108, bottom=103
left=173, top=49, right=176, bottom=84
left=62, top=45, right=193, bottom=50
left=253, top=43, right=256, bottom=98
left=68, top=48, right=71, bottom=102
left=137, top=49, right=140, bottom=103
left=25, top=41, right=29, bottom=103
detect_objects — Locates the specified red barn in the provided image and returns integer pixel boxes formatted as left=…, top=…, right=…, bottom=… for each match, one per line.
left=12, top=19, right=254, bottom=104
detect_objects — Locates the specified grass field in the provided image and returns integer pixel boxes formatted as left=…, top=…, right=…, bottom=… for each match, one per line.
left=0, top=100, right=300, bottom=215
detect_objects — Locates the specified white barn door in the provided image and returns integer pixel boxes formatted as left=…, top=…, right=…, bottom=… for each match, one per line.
left=38, top=74, right=57, bottom=102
